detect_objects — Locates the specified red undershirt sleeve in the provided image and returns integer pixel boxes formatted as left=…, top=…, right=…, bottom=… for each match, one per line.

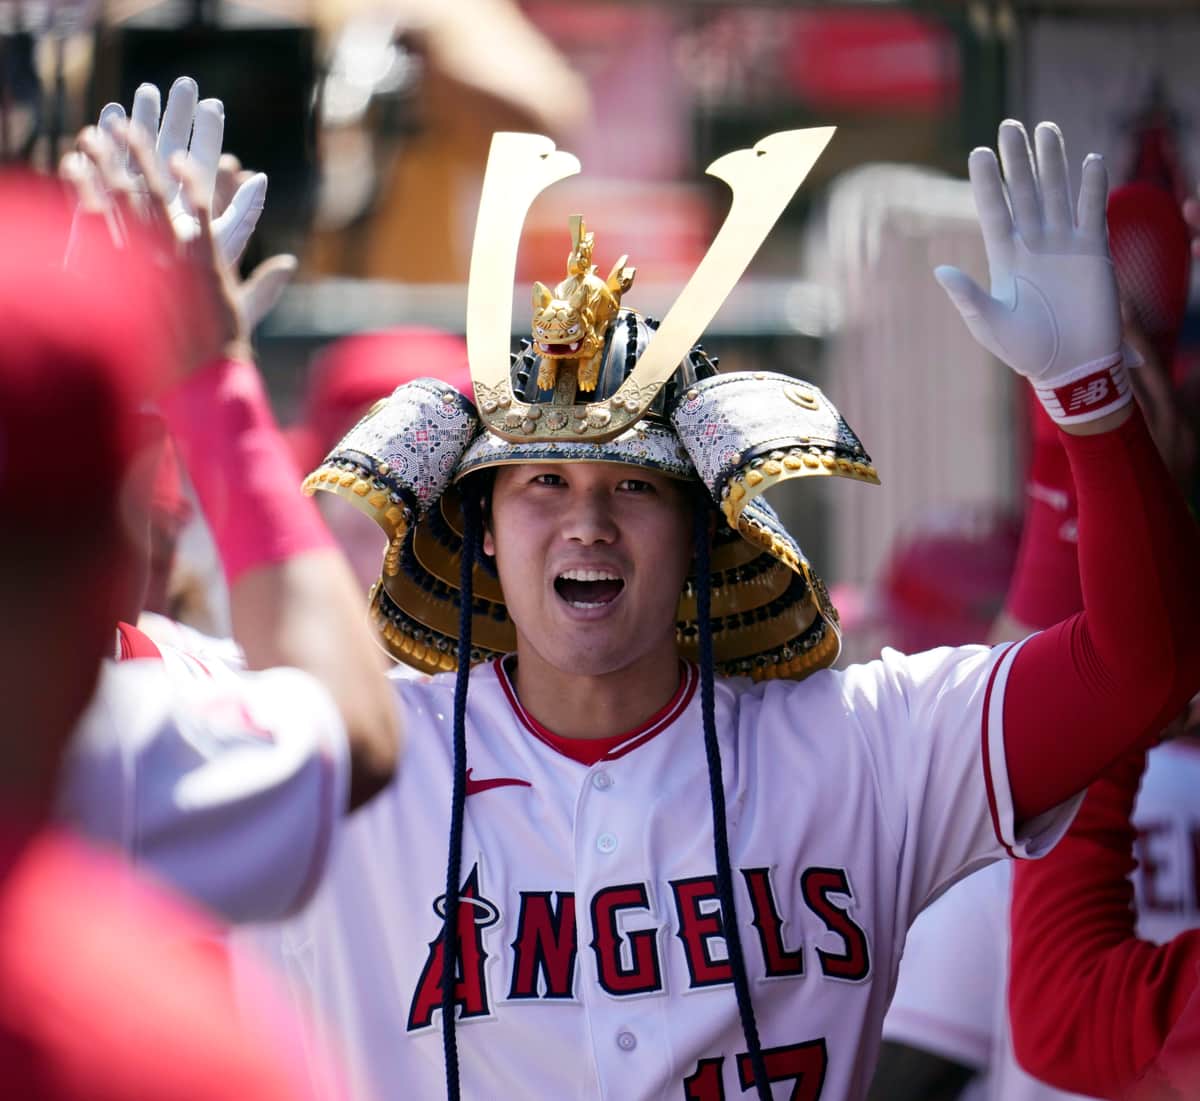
left=1002, top=409, right=1200, bottom=822
left=1004, top=430, right=1082, bottom=628
left=1009, top=751, right=1200, bottom=1095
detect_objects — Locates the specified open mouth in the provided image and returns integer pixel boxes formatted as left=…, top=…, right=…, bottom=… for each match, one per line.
left=554, top=568, right=625, bottom=609
left=537, top=340, right=582, bottom=356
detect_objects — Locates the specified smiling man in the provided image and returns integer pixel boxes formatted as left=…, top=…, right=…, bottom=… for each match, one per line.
left=237, top=121, right=1200, bottom=1101
left=484, top=463, right=694, bottom=737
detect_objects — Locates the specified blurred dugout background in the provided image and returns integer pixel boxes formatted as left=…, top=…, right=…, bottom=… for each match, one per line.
left=2, top=0, right=1197, bottom=660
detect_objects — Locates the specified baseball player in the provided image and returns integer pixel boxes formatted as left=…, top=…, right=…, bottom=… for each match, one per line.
left=46, top=88, right=400, bottom=924
left=878, top=744, right=1200, bottom=1101
left=1010, top=747, right=1200, bottom=1100
left=234, top=119, right=1200, bottom=1101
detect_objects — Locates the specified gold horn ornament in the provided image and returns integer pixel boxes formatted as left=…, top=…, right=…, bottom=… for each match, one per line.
left=467, top=127, right=836, bottom=445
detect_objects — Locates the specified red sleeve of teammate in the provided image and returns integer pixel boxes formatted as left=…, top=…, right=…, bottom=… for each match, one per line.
left=1001, top=408, right=1200, bottom=821
left=1004, top=399, right=1083, bottom=628
left=1010, top=753, right=1200, bottom=1096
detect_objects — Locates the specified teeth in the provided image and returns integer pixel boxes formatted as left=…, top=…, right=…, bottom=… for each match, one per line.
left=568, top=341, right=580, bottom=352
left=559, top=568, right=620, bottom=582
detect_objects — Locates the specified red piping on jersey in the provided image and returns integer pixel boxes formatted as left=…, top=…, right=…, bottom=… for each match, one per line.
left=981, top=643, right=1018, bottom=858
left=494, top=658, right=698, bottom=766
left=116, top=622, right=163, bottom=661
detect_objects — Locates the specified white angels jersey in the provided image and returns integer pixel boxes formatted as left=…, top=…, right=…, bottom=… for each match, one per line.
left=236, top=642, right=1078, bottom=1101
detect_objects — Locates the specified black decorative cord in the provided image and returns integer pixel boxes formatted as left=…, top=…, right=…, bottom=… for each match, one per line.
left=694, top=505, right=772, bottom=1101
left=442, top=491, right=479, bottom=1101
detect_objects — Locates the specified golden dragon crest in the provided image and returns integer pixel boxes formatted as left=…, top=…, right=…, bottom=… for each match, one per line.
left=530, top=215, right=635, bottom=393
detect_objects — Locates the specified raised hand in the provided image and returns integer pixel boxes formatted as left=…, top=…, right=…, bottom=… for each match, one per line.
left=936, top=120, right=1129, bottom=430
left=213, top=152, right=297, bottom=329
left=73, top=120, right=249, bottom=375
left=96, top=77, right=266, bottom=267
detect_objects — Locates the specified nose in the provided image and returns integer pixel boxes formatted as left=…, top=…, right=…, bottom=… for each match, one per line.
left=560, top=486, right=618, bottom=545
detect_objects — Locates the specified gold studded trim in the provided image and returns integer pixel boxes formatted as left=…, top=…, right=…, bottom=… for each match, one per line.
left=378, top=567, right=516, bottom=654
left=368, top=584, right=508, bottom=674
left=676, top=558, right=794, bottom=621
left=302, top=463, right=411, bottom=542
left=676, top=594, right=840, bottom=682
left=720, top=446, right=880, bottom=529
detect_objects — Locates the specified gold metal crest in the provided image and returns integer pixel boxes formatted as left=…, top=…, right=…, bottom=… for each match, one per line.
left=467, top=128, right=836, bottom=444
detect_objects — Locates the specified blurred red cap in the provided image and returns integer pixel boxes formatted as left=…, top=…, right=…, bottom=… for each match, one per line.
left=0, top=172, right=175, bottom=536
left=879, top=504, right=1021, bottom=652
left=290, top=327, right=472, bottom=472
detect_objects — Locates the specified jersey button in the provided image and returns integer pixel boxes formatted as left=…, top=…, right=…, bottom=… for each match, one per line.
left=596, top=832, right=618, bottom=854
left=592, top=770, right=613, bottom=791
left=616, top=1031, right=637, bottom=1052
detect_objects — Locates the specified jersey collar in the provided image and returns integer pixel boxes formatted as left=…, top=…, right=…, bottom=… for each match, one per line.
left=494, top=656, right=697, bottom=766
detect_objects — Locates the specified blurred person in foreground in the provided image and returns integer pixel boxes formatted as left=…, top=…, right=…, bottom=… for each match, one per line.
left=0, top=169, right=327, bottom=1099
left=39, top=76, right=399, bottom=936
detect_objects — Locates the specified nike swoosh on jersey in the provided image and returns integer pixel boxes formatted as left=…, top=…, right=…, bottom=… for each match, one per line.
left=464, top=768, right=532, bottom=796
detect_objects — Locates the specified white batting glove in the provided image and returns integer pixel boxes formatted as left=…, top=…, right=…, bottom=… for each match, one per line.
left=97, top=76, right=266, bottom=267
left=935, top=120, right=1130, bottom=426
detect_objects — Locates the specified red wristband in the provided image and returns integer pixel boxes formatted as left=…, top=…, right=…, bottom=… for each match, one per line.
left=159, top=358, right=334, bottom=586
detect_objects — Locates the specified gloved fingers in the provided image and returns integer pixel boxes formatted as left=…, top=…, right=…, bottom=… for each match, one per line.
left=169, top=152, right=214, bottom=252
left=129, top=83, right=161, bottom=153
left=967, top=146, right=1013, bottom=272
left=127, top=124, right=176, bottom=241
left=934, top=264, right=994, bottom=321
left=998, top=120, right=1042, bottom=240
left=188, top=98, right=225, bottom=208
left=240, top=252, right=298, bottom=329
left=157, top=76, right=198, bottom=182
left=78, top=126, right=125, bottom=196
left=1076, top=153, right=1109, bottom=243
left=212, top=171, right=267, bottom=266
left=213, top=153, right=245, bottom=216
left=1034, top=122, right=1073, bottom=235
left=97, top=102, right=128, bottom=173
